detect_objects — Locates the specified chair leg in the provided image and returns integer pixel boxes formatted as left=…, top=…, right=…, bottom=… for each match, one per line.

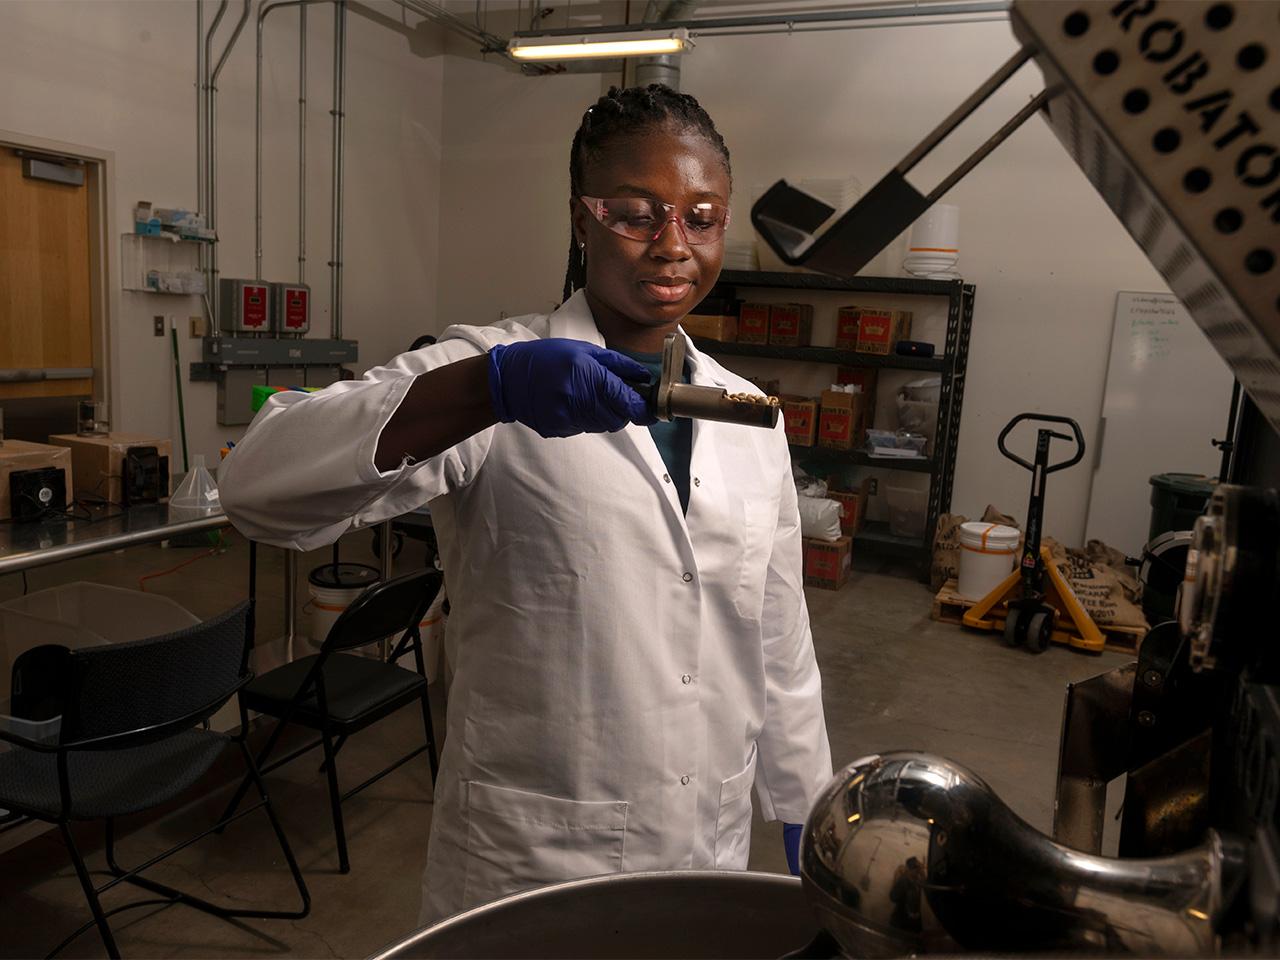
left=419, top=688, right=439, bottom=785
left=318, top=733, right=348, bottom=774
left=215, top=713, right=293, bottom=832
left=239, top=741, right=311, bottom=918
left=59, top=822, right=120, bottom=960
left=320, top=730, right=351, bottom=873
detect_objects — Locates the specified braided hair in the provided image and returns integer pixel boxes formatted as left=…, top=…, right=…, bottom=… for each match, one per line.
left=562, top=84, right=732, bottom=303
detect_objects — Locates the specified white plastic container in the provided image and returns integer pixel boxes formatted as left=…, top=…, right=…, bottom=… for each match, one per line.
left=956, top=522, right=1021, bottom=600
left=0, top=582, right=200, bottom=645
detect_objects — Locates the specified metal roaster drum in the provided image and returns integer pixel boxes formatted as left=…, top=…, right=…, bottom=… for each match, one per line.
left=368, top=871, right=818, bottom=959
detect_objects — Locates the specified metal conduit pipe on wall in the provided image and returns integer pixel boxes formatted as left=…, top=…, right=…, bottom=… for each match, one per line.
left=255, top=0, right=328, bottom=284
left=329, top=0, right=346, bottom=341
left=299, top=3, right=307, bottom=285
left=207, top=0, right=251, bottom=328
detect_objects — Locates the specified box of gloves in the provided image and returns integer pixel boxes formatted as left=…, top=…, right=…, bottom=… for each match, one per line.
left=803, top=535, right=852, bottom=590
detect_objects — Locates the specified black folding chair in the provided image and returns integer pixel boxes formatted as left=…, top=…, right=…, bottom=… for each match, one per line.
left=0, top=602, right=310, bottom=959
left=218, top=568, right=443, bottom=873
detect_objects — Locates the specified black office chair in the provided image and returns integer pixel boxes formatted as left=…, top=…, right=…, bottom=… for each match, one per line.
left=0, top=602, right=310, bottom=959
left=218, top=568, right=443, bottom=873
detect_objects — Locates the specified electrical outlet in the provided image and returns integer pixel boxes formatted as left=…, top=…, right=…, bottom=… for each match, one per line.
left=189, top=315, right=207, bottom=338
left=153, top=316, right=165, bottom=336
left=868, top=478, right=879, bottom=496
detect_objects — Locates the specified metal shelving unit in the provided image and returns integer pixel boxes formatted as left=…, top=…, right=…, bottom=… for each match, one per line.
left=700, top=270, right=976, bottom=574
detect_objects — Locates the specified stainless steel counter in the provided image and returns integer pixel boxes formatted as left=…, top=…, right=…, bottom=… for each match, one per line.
left=0, top=504, right=229, bottom=576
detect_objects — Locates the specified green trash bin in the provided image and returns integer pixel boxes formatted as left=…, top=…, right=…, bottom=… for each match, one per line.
left=1147, top=473, right=1214, bottom=543
left=1143, top=474, right=1214, bottom=625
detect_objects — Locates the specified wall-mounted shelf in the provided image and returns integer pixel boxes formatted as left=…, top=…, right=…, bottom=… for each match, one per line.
left=119, top=234, right=206, bottom=295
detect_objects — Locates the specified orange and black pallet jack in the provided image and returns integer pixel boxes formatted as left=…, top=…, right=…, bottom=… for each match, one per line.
left=963, top=414, right=1105, bottom=654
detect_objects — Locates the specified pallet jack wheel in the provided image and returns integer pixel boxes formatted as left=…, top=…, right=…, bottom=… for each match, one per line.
left=1026, top=608, right=1053, bottom=654
left=1003, top=608, right=1023, bottom=647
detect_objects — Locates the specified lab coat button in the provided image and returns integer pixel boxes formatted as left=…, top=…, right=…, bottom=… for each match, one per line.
left=681, top=674, right=692, bottom=685
left=680, top=775, right=690, bottom=786
left=693, top=477, right=701, bottom=487
left=663, top=473, right=671, bottom=483
left=682, top=572, right=693, bottom=583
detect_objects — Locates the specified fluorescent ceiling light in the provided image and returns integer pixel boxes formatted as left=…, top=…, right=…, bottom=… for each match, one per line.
left=508, top=28, right=693, bottom=61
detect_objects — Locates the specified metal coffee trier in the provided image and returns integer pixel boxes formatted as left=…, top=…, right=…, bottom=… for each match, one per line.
left=631, top=333, right=780, bottom=429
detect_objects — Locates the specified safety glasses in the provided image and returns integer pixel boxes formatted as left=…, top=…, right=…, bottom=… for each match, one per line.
left=580, top=196, right=730, bottom=246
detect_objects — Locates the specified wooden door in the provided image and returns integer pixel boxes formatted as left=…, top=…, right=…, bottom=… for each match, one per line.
left=0, top=149, right=93, bottom=400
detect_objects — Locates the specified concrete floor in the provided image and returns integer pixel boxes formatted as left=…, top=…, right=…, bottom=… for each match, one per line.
left=0, top=536, right=1129, bottom=958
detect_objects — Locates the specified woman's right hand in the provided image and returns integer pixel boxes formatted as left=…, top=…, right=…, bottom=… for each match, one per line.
left=488, top=338, right=657, bottom=438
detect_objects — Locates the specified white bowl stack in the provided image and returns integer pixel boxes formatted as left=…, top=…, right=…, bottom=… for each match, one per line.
left=723, top=237, right=759, bottom=272
left=903, top=203, right=960, bottom=279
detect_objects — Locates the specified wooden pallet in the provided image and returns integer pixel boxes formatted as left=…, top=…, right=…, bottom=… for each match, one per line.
left=931, top=579, right=1146, bottom=654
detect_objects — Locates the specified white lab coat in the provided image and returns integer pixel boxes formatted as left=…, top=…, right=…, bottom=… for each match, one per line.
left=218, top=291, right=832, bottom=922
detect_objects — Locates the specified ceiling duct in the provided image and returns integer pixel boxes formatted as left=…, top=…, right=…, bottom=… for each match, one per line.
left=635, top=0, right=699, bottom=90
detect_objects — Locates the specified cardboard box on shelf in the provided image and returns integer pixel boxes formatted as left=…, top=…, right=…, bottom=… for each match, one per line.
left=827, top=477, right=873, bottom=535
left=681, top=314, right=738, bottom=341
left=48, top=432, right=172, bottom=505
left=0, top=440, right=73, bottom=521
left=782, top=396, right=818, bottom=447
left=769, top=303, right=813, bottom=346
left=836, top=367, right=879, bottom=424
left=818, top=389, right=867, bottom=450
left=738, top=303, right=771, bottom=344
left=748, top=377, right=782, bottom=397
left=856, top=309, right=913, bottom=355
left=835, top=307, right=862, bottom=350
left=804, top=535, right=852, bottom=590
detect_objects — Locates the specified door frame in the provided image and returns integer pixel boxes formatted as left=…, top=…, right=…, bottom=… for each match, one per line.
left=0, top=129, right=117, bottom=418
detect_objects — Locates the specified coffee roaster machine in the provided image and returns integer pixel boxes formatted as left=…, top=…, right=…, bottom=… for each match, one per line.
left=752, top=1, right=1280, bottom=953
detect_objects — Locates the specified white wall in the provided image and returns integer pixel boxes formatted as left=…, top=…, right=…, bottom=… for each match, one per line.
left=0, top=0, right=445, bottom=465
left=435, top=16, right=1171, bottom=547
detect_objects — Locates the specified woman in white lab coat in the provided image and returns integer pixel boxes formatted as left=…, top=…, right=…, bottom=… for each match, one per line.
left=219, top=84, right=832, bottom=924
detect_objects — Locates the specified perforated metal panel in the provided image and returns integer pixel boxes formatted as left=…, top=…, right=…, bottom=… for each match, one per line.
left=1013, top=0, right=1280, bottom=424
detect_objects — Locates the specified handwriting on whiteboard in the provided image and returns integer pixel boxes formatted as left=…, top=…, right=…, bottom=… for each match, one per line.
left=1126, top=293, right=1181, bottom=366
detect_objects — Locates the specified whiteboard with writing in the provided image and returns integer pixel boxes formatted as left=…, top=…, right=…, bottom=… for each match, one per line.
left=1084, top=292, right=1234, bottom=556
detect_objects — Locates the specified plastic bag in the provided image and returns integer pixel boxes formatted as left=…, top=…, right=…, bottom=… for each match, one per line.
left=798, top=497, right=843, bottom=541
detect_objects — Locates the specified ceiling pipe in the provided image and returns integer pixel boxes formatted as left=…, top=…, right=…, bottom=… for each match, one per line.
left=635, top=0, right=699, bottom=90
left=514, top=1, right=1010, bottom=38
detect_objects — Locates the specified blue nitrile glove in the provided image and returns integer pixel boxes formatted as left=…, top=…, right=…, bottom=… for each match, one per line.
left=488, top=338, right=656, bottom=438
left=784, top=822, right=803, bottom=876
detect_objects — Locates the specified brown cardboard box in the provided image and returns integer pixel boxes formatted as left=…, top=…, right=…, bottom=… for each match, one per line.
left=835, top=307, right=862, bottom=350
left=738, top=303, right=771, bottom=344
left=803, top=535, right=852, bottom=589
left=0, top=440, right=73, bottom=520
left=769, top=303, right=813, bottom=346
left=827, top=477, right=873, bottom=535
left=855, top=309, right=913, bottom=355
left=49, top=432, right=172, bottom=504
left=681, top=314, right=738, bottom=342
left=818, top=389, right=867, bottom=450
left=748, top=377, right=782, bottom=397
left=782, top=396, right=818, bottom=447
left=836, top=367, right=878, bottom=425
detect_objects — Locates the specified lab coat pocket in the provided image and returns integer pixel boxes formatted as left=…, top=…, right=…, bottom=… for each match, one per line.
left=734, top=500, right=776, bottom=620
left=713, top=745, right=758, bottom=868
left=463, top=780, right=629, bottom=908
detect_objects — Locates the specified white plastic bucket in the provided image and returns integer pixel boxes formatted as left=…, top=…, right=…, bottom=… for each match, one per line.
left=957, top=522, right=1020, bottom=600
left=307, top=563, right=380, bottom=653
